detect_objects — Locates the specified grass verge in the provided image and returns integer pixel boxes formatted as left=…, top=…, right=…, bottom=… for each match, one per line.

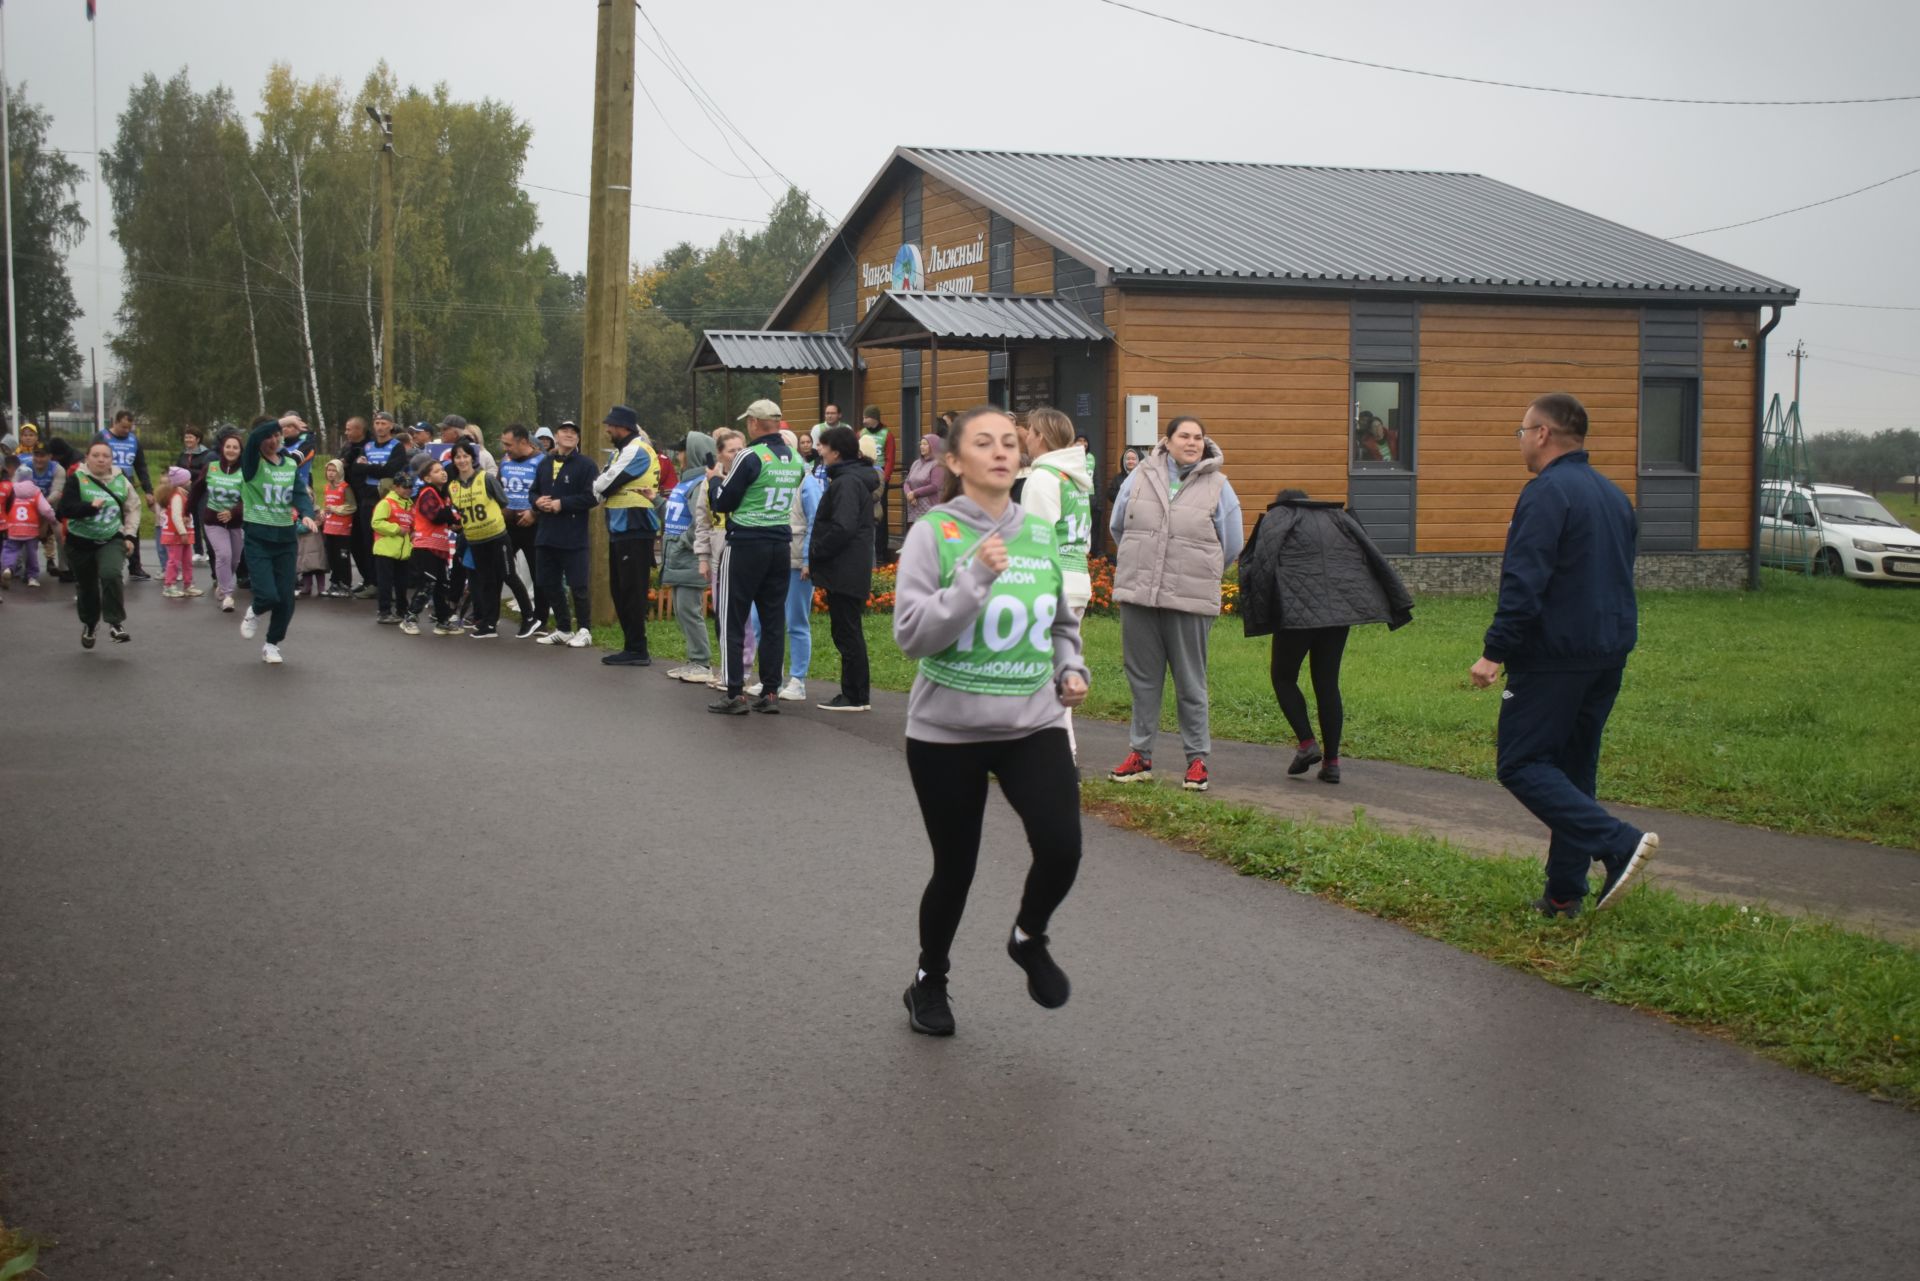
left=1083, top=780, right=1920, bottom=1105
left=0, top=1214, right=43, bottom=1280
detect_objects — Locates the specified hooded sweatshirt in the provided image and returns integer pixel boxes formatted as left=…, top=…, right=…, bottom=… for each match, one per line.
left=660, top=431, right=716, bottom=588
left=1020, top=442, right=1095, bottom=611
left=893, top=495, right=1089, bottom=744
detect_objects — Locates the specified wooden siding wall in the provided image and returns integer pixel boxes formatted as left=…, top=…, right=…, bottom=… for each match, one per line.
left=1700, top=309, right=1757, bottom=550
left=1112, top=292, right=1350, bottom=534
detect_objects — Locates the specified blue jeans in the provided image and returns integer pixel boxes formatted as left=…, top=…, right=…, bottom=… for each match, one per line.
left=1495, top=666, right=1642, bottom=903
left=786, top=567, right=814, bottom=682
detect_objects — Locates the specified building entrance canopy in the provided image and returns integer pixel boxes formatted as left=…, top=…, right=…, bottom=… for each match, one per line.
left=847, top=290, right=1110, bottom=351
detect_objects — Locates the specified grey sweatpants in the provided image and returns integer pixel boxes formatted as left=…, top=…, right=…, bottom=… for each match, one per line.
left=674, top=583, right=711, bottom=666
left=1121, top=603, right=1215, bottom=762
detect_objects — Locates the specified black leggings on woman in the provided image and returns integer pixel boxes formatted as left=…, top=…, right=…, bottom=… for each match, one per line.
left=1270, top=626, right=1350, bottom=760
left=906, top=728, right=1082, bottom=980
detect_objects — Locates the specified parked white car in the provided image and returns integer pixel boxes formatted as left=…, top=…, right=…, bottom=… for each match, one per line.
left=1759, top=482, right=1920, bottom=581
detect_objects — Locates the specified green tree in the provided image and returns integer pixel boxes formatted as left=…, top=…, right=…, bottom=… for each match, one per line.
left=3, top=82, right=85, bottom=423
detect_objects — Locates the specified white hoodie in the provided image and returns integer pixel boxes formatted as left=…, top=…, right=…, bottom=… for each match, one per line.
left=1020, top=443, right=1093, bottom=611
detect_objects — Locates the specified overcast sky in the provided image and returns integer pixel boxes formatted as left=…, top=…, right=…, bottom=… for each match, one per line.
left=8, top=0, right=1917, bottom=434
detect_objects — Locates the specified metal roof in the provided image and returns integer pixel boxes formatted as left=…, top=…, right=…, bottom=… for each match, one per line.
left=900, top=148, right=1798, bottom=303
left=688, top=329, right=858, bottom=374
left=848, top=291, right=1112, bottom=349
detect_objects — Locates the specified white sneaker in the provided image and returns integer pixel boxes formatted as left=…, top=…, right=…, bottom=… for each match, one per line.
left=0, top=568, right=10, bottom=585
left=677, top=664, right=713, bottom=684
left=185, top=586, right=205, bottom=597
left=220, top=594, right=235, bottom=612
left=566, top=627, right=591, bottom=648
left=261, top=643, right=283, bottom=665
left=240, top=607, right=258, bottom=639
left=537, top=628, right=569, bottom=645
left=777, top=677, right=806, bottom=701
left=746, top=681, right=763, bottom=697
left=26, top=577, right=40, bottom=588
left=163, top=586, right=184, bottom=599
left=192, top=553, right=208, bottom=565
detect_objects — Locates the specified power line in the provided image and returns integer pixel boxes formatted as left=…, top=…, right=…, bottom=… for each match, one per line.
left=1090, top=0, right=1920, bottom=106
left=631, top=63, right=769, bottom=183
left=514, top=177, right=766, bottom=224
left=1668, top=163, right=1920, bottom=238
left=1800, top=301, right=1920, bottom=313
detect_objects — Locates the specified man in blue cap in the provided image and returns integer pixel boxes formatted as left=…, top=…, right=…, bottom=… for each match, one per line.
left=592, top=404, right=660, bottom=666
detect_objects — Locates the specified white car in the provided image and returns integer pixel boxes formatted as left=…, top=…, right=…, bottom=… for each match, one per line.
left=1759, top=482, right=1920, bottom=582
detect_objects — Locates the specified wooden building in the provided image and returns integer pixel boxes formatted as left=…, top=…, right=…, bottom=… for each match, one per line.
left=702, top=148, right=1797, bottom=589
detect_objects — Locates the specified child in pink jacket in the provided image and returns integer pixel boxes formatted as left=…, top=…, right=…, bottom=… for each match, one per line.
left=2, top=475, right=55, bottom=587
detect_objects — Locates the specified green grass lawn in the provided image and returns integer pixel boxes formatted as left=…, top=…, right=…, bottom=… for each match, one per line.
left=634, top=568, right=1920, bottom=849
left=1876, top=490, right=1920, bottom=526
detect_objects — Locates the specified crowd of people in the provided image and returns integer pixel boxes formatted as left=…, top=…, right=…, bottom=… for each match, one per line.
left=3, top=386, right=1660, bottom=1028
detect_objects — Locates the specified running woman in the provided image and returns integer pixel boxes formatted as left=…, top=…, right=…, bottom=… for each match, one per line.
left=892, top=406, right=1091, bottom=1037
left=447, top=441, right=513, bottom=639
left=197, top=428, right=246, bottom=613
left=236, top=415, right=319, bottom=664
left=55, top=440, right=143, bottom=647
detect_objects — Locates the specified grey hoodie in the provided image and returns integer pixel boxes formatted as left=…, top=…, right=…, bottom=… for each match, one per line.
left=893, top=495, right=1090, bottom=744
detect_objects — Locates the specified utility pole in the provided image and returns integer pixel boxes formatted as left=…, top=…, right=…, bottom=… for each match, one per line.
left=581, top=0, right=635, bottom=624
left=1790, top=339, right=1806, bottom=409
left=2, top=9, right=20, bottom=435
left=366, top=105, right=397, bottom=417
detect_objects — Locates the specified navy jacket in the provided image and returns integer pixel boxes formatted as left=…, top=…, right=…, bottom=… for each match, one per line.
left=1482, top=451, right=1638, bottom=672
left=530, top=450, right=600, bottom=550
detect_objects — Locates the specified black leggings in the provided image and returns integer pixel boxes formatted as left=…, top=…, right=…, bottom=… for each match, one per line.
left=1270, top=626, right=1349, bottom=760
left=906, top=728, right=1082, bottom=979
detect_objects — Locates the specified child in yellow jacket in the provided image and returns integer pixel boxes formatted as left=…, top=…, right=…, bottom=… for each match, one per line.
left=370, top=476, right=414, bottom=623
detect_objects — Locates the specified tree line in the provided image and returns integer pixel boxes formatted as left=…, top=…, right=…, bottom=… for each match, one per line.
left=94, top=64, right=827, bottom=450
left=1808, top=427, right=1920, bottom=500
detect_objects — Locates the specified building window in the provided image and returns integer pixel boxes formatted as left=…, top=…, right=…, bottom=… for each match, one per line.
left=1352, top=374, right=1412, bottom=469
left=901, top=386, right=921, bottom=458
left=988, top=377, right=1008, bottom=410
left=1641, top=378, right=1698, bottom=473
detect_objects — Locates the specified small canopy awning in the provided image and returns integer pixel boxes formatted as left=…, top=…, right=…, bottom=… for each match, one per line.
left=688, top=329, right=860, bottom=374
left=847, top=291, right=1111, bottom=350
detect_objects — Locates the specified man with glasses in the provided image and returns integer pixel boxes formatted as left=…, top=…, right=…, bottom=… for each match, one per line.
left=1471, top=392, right=1658, bottom=919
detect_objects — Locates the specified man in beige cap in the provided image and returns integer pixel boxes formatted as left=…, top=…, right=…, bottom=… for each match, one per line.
left=707, top=399, right=804, bottom=714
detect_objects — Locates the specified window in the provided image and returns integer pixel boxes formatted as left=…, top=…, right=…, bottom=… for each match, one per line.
left=1641, top=378, right=1698, bottom=472
left=988, top=377, right=1008, bottom=410
left=901, top=386, right=921, bottom=459
left=1782, top=491, right=1815, bottom=528
left=1351, top=374, right=1413, bottom=469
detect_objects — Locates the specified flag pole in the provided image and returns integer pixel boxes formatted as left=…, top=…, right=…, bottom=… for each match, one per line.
left=89, top=0, right=104, bottom=435
left=1, top=1, right=20, bottom=434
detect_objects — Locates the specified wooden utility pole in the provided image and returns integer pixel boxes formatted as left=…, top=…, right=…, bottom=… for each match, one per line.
left=581, top=0, right=635, bottom=623
left=368, top=105, right=398, bottom=416
left=1789, top=339, right=1806, bottom=409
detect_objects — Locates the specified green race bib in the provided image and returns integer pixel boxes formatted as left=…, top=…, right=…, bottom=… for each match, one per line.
left=918, top=514, right=1063, bottom=697
left=68, top=471, right=129, bottom=541
left=730, top=442, right=803, bottom=529
left=204, top=467, right=243, bottom=511
left=1035, top=464, right=1091, bottom=577
left=241, top=454, right=300, bottom=527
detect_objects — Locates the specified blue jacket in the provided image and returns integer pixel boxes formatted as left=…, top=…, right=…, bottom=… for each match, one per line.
left=530, top=450, right=600, bottom=550
left=1482, top=451, right=1638, bottom=672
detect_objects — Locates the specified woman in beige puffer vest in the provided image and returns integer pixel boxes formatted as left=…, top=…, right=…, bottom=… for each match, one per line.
left=1107, top=415, right=1244, bottom=793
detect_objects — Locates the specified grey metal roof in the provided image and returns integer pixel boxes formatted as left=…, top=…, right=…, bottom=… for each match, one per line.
left=688, top=329, right=857, bottom=374
left=848, top=291, right=1112, bottom=349
left=903, top=148, right=1798, bottom=303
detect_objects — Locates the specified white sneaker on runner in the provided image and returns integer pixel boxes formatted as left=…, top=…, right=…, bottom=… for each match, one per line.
left=221, top=594, right=235, bottom=612
left=240, top=607, right=257, bottom=639
left=261, top=643, right=283, bottom=665
left=566, top=627, right=591, bottom=648
left=777, top=678, right=806, bottom=701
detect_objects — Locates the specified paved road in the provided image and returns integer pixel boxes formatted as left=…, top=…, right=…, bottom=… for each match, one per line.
left=3, top=587, right=1916, bottom=1280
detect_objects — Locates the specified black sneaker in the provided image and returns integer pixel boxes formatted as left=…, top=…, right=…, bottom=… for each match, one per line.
left=1596, top=833, right=1660, bottom=911
left=1532, top=895, right=1582, bottom=919
left=515, top=618, right=542, bottom=639
left=81, top=626, right=96, bottom=649
left=707, top=694, right=751, bottom=715
left=375, top=612, right=398, bottom=625
left=817, top=694, right=871, bottom=712
left=1317, top=761, right=1341, bottom=784
left=1006, top=928, right=1071, bottom=1009
left=601, top=650, right=646, bottom=664
left=127, top=568, right=152, bottom=581
left=1287, top=744, right=1323, bottom=776
left=470, top=627, right=498, bottom=639
left=750, top=694, right=780, bottom=714
left=109, top=625, right=131, bottom=644
left=903, top=976, right=955, bottom=1036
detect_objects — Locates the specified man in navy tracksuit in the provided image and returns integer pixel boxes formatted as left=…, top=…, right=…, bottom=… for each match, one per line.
left=1471, top=392, right=1659, bottom=918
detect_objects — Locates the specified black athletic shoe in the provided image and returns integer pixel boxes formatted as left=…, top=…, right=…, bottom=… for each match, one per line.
left=1532, top=895, right=1582, bottom=919
left=109, top=625, right=130, bottom=644
left=375, top=612, right=398, bottom=625
left=601, top=650, right=646, bottom=665
left=817, top=694, right=871, bottom=712
left=1596, top=833, right=1660, bottom=911
left=707, top=694, right=750, bottom=715
left=1006, top=928, right=1071, bottom=1009
left=750, top=694, right=780, bottom=714
left=903, top=977, right=955, bottom=1036
left=127, top=568, right=152, bottom=581
left=1318, top=761, right=1341, bottom=784
left=80, top=626, right=95, bottom=649
left=515, top=618, right=542, bottom=639
left=1287, top=744, right=1323, bottom=776
left=470, top=627, right=499, bottom=639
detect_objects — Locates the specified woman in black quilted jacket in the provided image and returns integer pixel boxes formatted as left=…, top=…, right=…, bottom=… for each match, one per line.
left=1238, top=488, right=1413, bottom=783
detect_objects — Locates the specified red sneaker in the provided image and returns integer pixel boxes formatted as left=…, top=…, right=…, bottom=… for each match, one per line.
left=1108, top=751, right=1153, bottom=783
left=1183, top=758, right=1210, bottom=792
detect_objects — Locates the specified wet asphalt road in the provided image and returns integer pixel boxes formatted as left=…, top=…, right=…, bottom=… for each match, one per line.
left=2, top=585, right=1916, bottom=1280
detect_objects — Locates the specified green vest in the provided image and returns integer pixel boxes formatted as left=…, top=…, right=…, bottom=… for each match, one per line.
left=1034, top=463, right=1091, bottom=578
left=918, top=513, right=1062, bottom=697
left=864, top=426, right=889, bottom=466
left=68, top=470, right=130, bottom=542
left=204, top=465, right=243, bottom=512
left=241, top=453, right=300, bottom=527
left=730, top=441, right=804, bottom=529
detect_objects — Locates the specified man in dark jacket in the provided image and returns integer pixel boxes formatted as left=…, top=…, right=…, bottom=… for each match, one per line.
left=807, top=425, right=879, bottom=711
left=707, top=398, right=801, bottom=714
left=341, top=412, right=408, bottom=596
left=531, top=420, right=600, bottom=646
left=1470, top=392, right=1658, bottom=917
